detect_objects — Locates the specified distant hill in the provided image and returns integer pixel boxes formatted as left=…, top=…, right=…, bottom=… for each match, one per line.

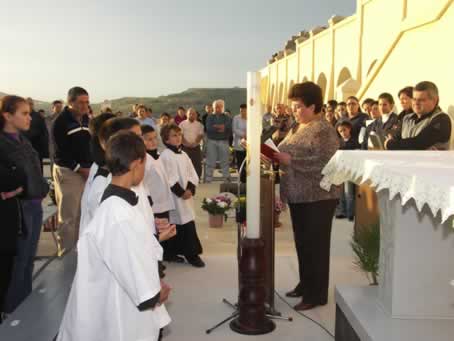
left=95, top=87, right=247, bottom=117
left=1, top=88, right=247, bottom=117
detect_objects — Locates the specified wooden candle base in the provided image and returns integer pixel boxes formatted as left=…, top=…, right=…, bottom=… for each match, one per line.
left=230, top=238, right=275, bottom=335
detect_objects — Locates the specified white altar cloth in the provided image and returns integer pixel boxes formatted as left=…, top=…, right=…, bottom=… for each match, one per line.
left=321, top=150, right=454, bottom=224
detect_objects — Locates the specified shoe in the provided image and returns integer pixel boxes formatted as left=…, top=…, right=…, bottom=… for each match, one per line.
left=186, top=255, right=205, bottom=268
left=335, top=214, right=346, bottom=219
left=164, top=255, right=185, bottom=263
left=285, top=289, right=303, bottom=298
left=294, top=301, right=319, bottom=311
left=348, top=216, right=354, bottom=222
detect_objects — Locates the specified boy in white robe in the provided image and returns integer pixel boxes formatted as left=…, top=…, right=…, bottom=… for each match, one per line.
left=159, top=124, right=205, bottom=268
left=141, top=125, right=175, bottom=220
left=79, top=113, right=115, bottom=235
left=58, top=132, right=171, bottom=341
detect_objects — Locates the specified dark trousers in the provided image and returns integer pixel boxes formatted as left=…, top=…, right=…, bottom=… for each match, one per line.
left=235, top=150, right=247, bottom=183
left=0, top=254, right=15, bottom=313
left=182, top=145, right=202, bottom=179
left=162, top=220, right=203, bottom=259
left=4, top=200, right=43, bottom=313
left=288, top=199, right=337, bottom=305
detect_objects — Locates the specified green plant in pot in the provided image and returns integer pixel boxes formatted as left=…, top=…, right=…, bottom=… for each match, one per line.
left=350, top=222, right=380, bottom=285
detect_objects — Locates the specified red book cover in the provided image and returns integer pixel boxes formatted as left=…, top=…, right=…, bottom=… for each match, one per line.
left=261, top=139, right=280, bottom=162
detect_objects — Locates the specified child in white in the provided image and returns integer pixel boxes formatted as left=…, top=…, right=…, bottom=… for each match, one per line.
left=159, top=124, right=205, bottom=267
left=58, top=132, right=170, bottom=341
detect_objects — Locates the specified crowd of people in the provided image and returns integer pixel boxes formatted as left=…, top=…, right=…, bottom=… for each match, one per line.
left=0, top=79, right=451, bottom=338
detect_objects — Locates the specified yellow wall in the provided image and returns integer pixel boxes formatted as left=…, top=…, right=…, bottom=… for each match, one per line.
left=262, top=0, right=454, bottom=120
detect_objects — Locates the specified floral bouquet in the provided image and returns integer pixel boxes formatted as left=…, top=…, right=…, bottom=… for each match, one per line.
left=201, top=195, right=233, bottom=221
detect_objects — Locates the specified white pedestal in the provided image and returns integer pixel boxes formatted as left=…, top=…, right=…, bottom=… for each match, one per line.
left=377, top=190, right=454, bottom=319
left=336, top=286, right=454, bottom=341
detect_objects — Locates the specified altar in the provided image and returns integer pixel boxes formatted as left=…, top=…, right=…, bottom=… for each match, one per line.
left=321, top=151, right=454, bottom=341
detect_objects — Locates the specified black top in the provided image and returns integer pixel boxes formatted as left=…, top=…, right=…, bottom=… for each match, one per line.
left=361, top=113, right=399, bottom=150
left=23, top=111, right=49, bottom=159
left=340, top=138, right=360, bottom=150
left=101, top=184, right=138, bottom=206
left=387, top=111, right=452, bottom=150
left=349, top=113, right=369, bottom=143
left=52, top=107, right=92, bottom=170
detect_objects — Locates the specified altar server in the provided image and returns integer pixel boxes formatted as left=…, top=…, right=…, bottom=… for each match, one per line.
left=141, top=125, right=175, bottom=220
left=79, top=113, right=115, bottom=235
left=58, top=132, right=171, bottom=341
left=159, top=124, right=205, bottom=268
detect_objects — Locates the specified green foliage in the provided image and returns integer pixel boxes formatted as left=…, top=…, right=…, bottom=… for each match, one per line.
left=350, top=222, right=380, bottom=285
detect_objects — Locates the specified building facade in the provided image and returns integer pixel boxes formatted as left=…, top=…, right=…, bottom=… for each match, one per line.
left=260, top=0, right=454, bottom=120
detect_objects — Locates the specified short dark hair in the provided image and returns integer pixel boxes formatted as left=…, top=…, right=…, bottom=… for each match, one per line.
left=288, top=82, right=323, bottom=113
left=338, top=101, right=346, bottom=106
left=160, top=112, right=170, bottom=118
left=89, top=113, right=116, bottom=166
left=141, top=125, right=155, bottom=135
left=38, top=109, right=45, bottom=113
left=160, top=123, right=181, bottom=142
left=105, top=132, right=146, bottom=176
left=327, top=100, right=338, bottom=108
left=99, top=117, right=140, bottom=146
left=362, top=98, right=375, bottom=106
left=346, top=96, right=359, bottom=103
left=240, top=103, right=247, bottom=109
left=414, top=81, right=439, bottom=99
left=177, top=106, right=185, bottom=112
left=0, top=95, right=27, bottom=129
left=378, top=92, right=394, bottom=105
left=398, top=86, right=413, bottom=99
left=337, top=120, right=353, bottom=130
left=52, top=100, right=63, bottom=106
left=67, top=87, right=89, bottom=103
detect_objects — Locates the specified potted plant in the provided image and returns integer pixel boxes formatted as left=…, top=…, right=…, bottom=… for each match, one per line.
left=201, top=195, right=232, bottom=228
left=350, top=222, right=380, bottom=285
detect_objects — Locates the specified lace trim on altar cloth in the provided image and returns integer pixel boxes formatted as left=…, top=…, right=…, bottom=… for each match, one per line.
left=320, top=152, right=454, bottom=224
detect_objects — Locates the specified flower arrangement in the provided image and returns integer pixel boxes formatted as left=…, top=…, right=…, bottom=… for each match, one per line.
left=201, top=195, right=233, bottom=220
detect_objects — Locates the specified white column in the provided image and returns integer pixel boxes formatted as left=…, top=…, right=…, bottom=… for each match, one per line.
left=246, top=71, right=262, bottom=239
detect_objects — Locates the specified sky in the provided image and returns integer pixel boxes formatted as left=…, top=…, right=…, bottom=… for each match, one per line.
left=0, top=0, right=356, bottom=102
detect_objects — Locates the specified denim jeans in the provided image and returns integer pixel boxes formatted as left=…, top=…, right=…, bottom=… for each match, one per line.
left=4, top=200, right=43, bottom=313
left=205, top=139, right=230, bottom=182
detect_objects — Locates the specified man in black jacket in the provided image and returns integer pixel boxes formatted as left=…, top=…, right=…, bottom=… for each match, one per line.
left=23, top=98, right=49, bottom=171
left=52, top=87, right=92, bottom=248
left=385, top=81, right=451, bottom=150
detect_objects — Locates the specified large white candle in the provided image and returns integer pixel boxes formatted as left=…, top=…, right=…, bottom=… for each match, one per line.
left=246, top=71, right=262, bottom=239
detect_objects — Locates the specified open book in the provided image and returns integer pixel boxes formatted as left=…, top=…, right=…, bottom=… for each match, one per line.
left=261, top=138, right=280, bottom=162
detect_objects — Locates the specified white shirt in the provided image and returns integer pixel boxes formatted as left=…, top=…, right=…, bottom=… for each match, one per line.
left=179, top=120, right=204, bottom=146
left=79, top=168, right=112, bottom=237
left=132, top=180, right=157, bottom=235
left=160, top=148, right=199, bottom=225
left=143, top=153, right=175, bottom=215
left=58, top=191, right=170, bottom=341
left=79, top=163, right=99, bottom=234
left=233, top=115, right=247, bottom=151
